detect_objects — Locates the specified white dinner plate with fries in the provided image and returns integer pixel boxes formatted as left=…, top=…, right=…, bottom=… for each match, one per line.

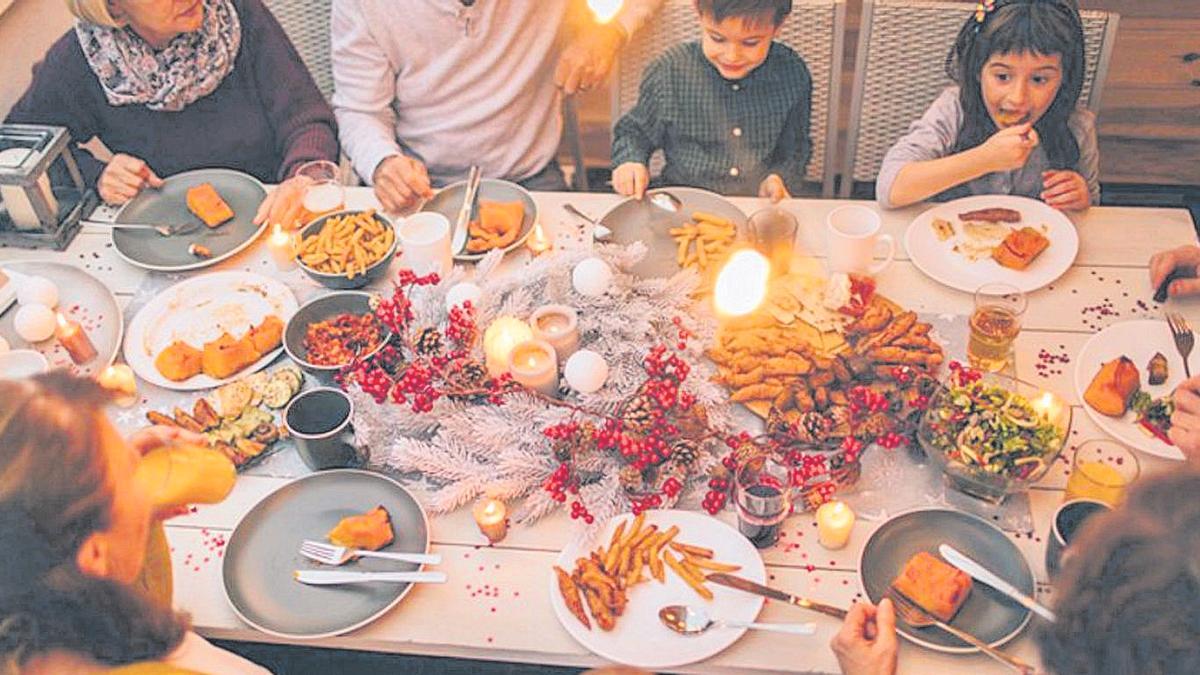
left=548, top=510, right=766, bottom=670
left=124, top=271, right=298, bottom=391
left=905, top=195, right=1078, bottom=294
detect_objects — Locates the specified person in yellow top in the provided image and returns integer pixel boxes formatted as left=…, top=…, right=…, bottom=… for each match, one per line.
left=0, top=372, right=267, bottom=675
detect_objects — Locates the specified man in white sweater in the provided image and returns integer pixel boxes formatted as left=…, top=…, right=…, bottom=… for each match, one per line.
left=332, top=0, right=662, bottom=212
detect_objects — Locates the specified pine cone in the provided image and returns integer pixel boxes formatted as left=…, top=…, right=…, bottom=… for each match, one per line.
left=670, top=438, right=702, bottom=466
left=621, top=393, right=657, bottom=433
left=619, top=464, right=646, bottom=492
left=857, top=411, right=893, bottom=439
left=794, top=411, right=833, bottom=444
left=414, top=327, right=443, bottom=356
left=444, top=360, right=489, bottom=401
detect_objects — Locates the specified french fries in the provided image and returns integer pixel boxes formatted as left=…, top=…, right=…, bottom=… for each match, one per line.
left=298, top=210, right=394, bottom=280
left=670, top=211, right=738, bottom=271
left=553, top=516, right=741, bottom=631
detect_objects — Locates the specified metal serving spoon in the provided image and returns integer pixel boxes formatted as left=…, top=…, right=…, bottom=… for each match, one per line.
left=659, top=605, right=816, bottom=636
left=648, top=190, right=684, bottom=213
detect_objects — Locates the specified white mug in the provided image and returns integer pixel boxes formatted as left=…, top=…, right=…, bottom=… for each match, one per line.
left=398, top=212, right=452, bottom=276
left=826, top=205, right=894, bottom=275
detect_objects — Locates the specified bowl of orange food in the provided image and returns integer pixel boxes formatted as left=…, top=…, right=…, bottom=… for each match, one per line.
left=296, top=210, right=398, bottom=289
left=283, top=291, right=391, bottom=381
left=420, top=178, right=539, bottom=261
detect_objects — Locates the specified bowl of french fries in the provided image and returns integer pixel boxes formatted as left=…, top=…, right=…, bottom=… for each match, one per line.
left=549, top=510, right=767, bottom=669
left=296, top=210, right=398, bottom=289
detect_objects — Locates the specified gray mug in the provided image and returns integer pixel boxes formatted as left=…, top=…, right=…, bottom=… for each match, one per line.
left=285, top=387, right=360, bottom=470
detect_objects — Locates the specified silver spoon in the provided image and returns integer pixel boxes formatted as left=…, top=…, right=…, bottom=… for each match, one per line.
left=649, top=190, right=684, bottom=213
left=659, top=605, right=816, bottom=636
left=562, top=203, right=612, bottom=240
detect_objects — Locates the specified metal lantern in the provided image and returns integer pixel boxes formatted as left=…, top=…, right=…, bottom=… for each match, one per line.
left=0, top=124, right=96, bottom=250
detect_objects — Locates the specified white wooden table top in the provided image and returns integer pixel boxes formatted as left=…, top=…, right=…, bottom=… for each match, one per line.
left=3, top=190, right=1196, bottom=674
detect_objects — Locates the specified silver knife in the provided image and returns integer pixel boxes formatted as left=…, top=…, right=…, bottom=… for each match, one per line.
left=293, top=570, right=447, bottom=586
left=938, top=544, right=1056, bottom=623
left=451, top=165, right=482, bottom=254
left=706, top=573, right=848, bottom=620
left=563, top=203, right=612, bottom=240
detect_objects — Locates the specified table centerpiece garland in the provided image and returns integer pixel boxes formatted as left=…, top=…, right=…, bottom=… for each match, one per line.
left=340, top=243, right=931, bottom=529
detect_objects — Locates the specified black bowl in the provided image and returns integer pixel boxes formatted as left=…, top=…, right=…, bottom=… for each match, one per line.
left=283, top=291, right=390, bottom=380
left=296, top=210, right=398, bottom=289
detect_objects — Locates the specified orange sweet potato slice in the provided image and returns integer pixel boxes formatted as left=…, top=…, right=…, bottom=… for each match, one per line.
left=187, top=183, right=235, bottom=228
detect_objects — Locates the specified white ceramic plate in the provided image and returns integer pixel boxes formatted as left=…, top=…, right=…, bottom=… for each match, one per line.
left=124, top=271, right=298, bottom=391
left=548, top=510, right=766, bottom=670
left=905, top=195, right=1078, bottom=294
left=1073, top=319, right=1186, bottom=460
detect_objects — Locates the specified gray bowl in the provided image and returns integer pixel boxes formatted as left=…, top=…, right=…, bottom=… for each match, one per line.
left=296, top=210, right=398, bottom=289
left=420, top=178, right=538, bottom=261
left=283, top=291, right=391, bottom=380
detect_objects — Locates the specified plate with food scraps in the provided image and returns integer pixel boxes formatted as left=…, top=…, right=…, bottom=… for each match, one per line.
left=0, top=261, right=122, bottom=377
left=1074, top=320, right=1186, bottom=460
left=419, top=178, right=538, bottom=262
left=602, top=187, right=748, bottom=280
left=112, top=168, right=268, bottom=272
left=548, top=509, right=765, bottom=670
left=124, top=271, right=298, bottom=391
left=905, top=195, right=1078, bottom=294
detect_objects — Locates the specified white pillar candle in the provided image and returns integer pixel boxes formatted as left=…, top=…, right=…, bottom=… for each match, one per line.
left=530, top=304, right=579, bottom=361
left=472, top=497, right=508, bottom=543
left=267, top=224, right=297, bottom=271
left=98, top=364, right=138, bottom=407
left=815, top=500, right=856, bottom=550
left=508, top=339, right=559, bottom=396
left=482, top=316, right=533, bottom=377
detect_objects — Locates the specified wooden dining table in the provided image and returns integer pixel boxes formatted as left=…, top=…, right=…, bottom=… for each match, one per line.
left=4, top=189, right=1197, bottom=674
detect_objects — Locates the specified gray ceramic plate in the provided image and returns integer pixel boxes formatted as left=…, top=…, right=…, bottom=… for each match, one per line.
left=601, top=187, right=748, bottom=279
left=858, top=508, right=1033, bottom=653
left=113, top=168, right=267, bottom=272
left=0, top=261, right=121, bottom=377
left=222, top=469, right=431, bottom=639
left=420, top=178, right=538, bottom=261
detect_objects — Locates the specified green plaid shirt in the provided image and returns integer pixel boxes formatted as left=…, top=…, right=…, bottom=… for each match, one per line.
left=612, top=41, right=812, bottom=196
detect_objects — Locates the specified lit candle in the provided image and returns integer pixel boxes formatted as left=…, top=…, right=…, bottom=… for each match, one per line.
left=530, top=304, right=579, bottom=360
left=509, top=340, right=559, bottom=397
left=815, top=500, right=855, bottom=550
left=587, top=0, right=623, bottom=23
left=98, top=364, right=138, bottom=407
left=526, top=223, right=552, bottom=255
left=1032, top=391, right=1063, bottom=422
left=472, top=496, right=508, bottom=543
left=713, top=249, right=770, bottom=318
left=267, top=224, right=297, bottom=270
left=54, top=312, right=97, bottom=365
left=483, top=316, right=534, bottom=377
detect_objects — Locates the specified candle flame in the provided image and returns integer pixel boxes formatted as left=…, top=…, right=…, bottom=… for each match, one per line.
left=527, top=223, right=551, bottom=254
left=55, top=312, right=68, bottom=329
left=270, top=223, right=287, bottom=243
left=483, top=501, right=498, bottom=517
left=713, top=249, right=770, bottom=317
left=588, top=0, right=623, bottom=23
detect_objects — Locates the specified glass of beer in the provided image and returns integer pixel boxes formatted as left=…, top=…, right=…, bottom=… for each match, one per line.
left=134, top=443, right=236, bottom=509
left=747, top=206, right=799, bottom=276
left=297, top=160, right=345, bottom=227
left=968, top=282, right=1026, bottom=372
left=1064, top=439, right=1139, bottom=506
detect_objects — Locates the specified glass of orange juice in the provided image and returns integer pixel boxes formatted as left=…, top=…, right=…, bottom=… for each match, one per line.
left=296, top=159, right=345, bottom=227
left=135, top=443, right=236, bottom=509
left=1064, top=439, right=1139, bottom=506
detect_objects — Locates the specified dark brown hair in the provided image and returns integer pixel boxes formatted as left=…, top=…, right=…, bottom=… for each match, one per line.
left=694, top=0, right=793, bottom=27
left=0, top=372, right=186, bottom=673
left=946, top=0, right=1086, bottom=170
left=1037, top=471, right=1200, bottom=675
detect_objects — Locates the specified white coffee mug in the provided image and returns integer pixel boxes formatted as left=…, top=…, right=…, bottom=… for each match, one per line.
left=398, top=212, right=452, bottom=276
left=826, top=205, right=894, bottom=275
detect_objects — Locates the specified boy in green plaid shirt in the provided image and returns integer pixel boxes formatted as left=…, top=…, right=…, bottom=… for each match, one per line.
left=612, top=0, right=812, bottom=201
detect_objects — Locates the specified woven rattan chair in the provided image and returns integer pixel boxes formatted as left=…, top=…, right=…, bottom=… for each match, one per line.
left=841, top=0, right=1119, bottom=198
left=613, top=0, right=847, bottom=197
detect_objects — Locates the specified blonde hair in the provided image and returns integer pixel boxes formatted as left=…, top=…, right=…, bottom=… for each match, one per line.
left=65, top=0, right=119, bottom=27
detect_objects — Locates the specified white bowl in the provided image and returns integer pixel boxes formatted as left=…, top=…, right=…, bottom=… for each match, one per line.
left=0, top=350, right=49, bottom=379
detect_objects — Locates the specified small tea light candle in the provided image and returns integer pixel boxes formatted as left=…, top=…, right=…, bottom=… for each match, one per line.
left=268, top=224, right=297, bottom=271
left=483, top=316, right=534, bottom=377
left=98, top=364, right=138, bottom=407
left=1032, top=391, right=1063, bottom=422
left=815, top=500, right=855, bottom=550
left=472, top=496, right=508, bottom=543
left=509, top=340, right=559, bottom=397
left=526, top=223, right=552, bottom=255
left=530, top=304, right=579, bottom=360
left=55, top=312, right=97, bottom=365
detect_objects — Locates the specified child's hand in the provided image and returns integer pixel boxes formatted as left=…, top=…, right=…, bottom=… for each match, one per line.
left=758, top=174, right=791, bottom=203
left=1041, top=170, right=1090, bottom=211
left=613, top=162, right=649, bottom=199
left=980, top=123, right=1039, bottom=173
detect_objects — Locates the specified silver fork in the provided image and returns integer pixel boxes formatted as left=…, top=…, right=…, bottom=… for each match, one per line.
left=82, top=220, right=201, bottom=237
left=1166, top=313, right=1194, bottom=378
left=886, top=586, right=1033, bottom=674
left=299, top=540, right=441, bottom=566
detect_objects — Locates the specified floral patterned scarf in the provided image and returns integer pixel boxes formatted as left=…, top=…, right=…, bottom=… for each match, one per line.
left=74, top=0, right=241, bottom=112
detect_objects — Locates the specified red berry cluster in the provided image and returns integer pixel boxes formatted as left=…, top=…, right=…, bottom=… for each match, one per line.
left=391, top=361, right=439, bottom=412
left=841, top=436, right=865, bottom=464
left=848, top=386, right=890, bottom=415
left=948, top=360, right=982, bottom=385
left=788, top=451, right=829, bottom=483
left=662, top=477, right=682, bottom=498
left=811, top=481, right=836, bottom=505
left=543, top=421, right=580, bottom=441
left=570, top=500, right=594, bottom=523
left=544, top=462, right=574, bottom=503
left=702, top=478, right=729, bottom=515
left=630, top=494, right=662, bottom=516
left=446, top=301, right=476, bottom=350
left=891, top=365, right=914, bottom=385
left=876, top=431, right=905, bottom=449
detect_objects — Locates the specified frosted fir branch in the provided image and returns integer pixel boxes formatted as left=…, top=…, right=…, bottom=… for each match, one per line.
left=514, top=486, right=561, bottom=525
left=426, top=473, right=493, bottom=513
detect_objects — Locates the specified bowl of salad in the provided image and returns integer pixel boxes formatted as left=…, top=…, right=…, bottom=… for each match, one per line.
left=917, top=364, right=1071, bottom=504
